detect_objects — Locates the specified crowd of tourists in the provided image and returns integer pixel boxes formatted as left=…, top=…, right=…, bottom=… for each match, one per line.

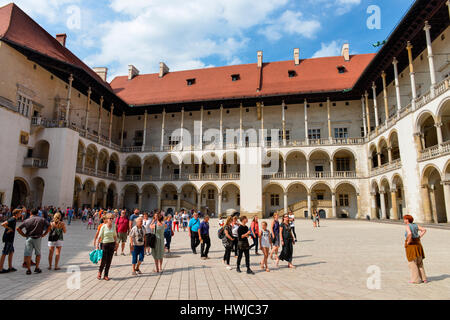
left=0, top=204, right=429, bottom=284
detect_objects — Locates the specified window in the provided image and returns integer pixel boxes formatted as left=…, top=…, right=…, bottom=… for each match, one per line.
left=288, top=70, right=297, bottom=78
left=237, top=194, right=240, bottom=206
left=187, top=78, right=196, bottom=86
left=337, top=66, right=346, bottom=74
left=334, top=128, right=348, bottom=139
left=169, top=136, right=180, bottom=146
left=316, top=193, right=324, bottom=200
left=308, top=129, right=321, bottom=140
left=339, top=194, right=349, bottom=207
left=278, top=129, right=290, bottom=143
left=336, top=158, right=350, bottom=171
left=17, top=94, right=32, bottom=117
left=208, top=189, right=215, bottom=200
left=231, top=74, right=240, bottom=81
left=270, top=194, right=280, bottom=206
left=20, top=131, right=29, bottom=145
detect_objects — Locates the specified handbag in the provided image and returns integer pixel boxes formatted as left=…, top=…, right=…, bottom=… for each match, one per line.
left=48, top=225, right=59, bottom=242
left=148, top=223, right=157, bottom=248
left=89, top=249, right=103, bottom=264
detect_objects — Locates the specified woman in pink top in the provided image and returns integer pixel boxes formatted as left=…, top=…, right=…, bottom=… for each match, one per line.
left=249, top=216, right=260, bottom=255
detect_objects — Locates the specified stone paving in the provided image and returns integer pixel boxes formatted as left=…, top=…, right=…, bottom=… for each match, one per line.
left=0, top=218, right=449, bottom=300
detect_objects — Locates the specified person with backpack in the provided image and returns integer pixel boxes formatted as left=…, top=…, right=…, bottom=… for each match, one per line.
left=47, top=212, right=66, bottom=270
left=115, top=210, right=129, bottom=256
left=220, top=216, right=234, bottom=270
left=249, top=216, right=260, bottom=255
left=188, top=212, right=201, bottom=254
left=236, top=216, right=254, bottom=274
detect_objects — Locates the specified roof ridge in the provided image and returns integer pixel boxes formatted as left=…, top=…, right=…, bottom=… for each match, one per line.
left=0, top=3, right=15, bottom=38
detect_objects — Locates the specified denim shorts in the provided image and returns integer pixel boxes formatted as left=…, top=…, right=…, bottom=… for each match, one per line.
left=131, top=245, right=145, bottom=265
left=2, top=242, right=14, bottom=255
left=24, top=237, right=42, bottom=257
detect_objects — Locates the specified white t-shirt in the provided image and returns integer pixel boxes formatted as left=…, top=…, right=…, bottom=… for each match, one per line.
left=289, top=215, right=295, bottom=227
left=143, top=219, right=152, bottom=233
left=129, top=226, right=146, bottom=246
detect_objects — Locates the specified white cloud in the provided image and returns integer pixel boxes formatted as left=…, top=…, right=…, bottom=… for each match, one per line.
left=309, top=0, right=361, bottom=15
left=0, top=0, right=80, bottom=23
left=312, top=40, right=342, bottom=58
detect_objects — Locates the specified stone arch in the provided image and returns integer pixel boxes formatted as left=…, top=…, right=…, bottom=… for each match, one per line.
left=262, top=150, right=284, bottom=175
left=421, top=164, right=447, bottom=223
left=335, top=182, right=358, bottom=219
left=30, top=177, right=45, bottom=209
left=310, top=182, right=332, bottom=219
left=285, top=150, right=308, bottom=176
left=286, top=182, right=309, bottom=217
left=161, top=154, right=181, bottom=178
left=85, top=144, right=98, bottom=170
left=388, top=130, right=401, bottom=161
left=222, top=151, right=240, bottom=175
left=221, top=183, right=240, bottom=216
left=369, top=143, right=378, bottom=169
left=199, top=183, right=220, bottom=215
left=141, top=183, right=160, bottom=212
left=11, top=177, right=30, bottom=208
left=416, top=110, right=438, bottom=149
left=76, top=141, right=86, bottom=169
left=122, top=183, right=140, bottom=211
left=391, top=174, right=406, bottom=219
left=436, top=97, right=450, bottom=143
left=332, top=148, right=356, bottom=173
left=143, top=154, right=161, bottom=179
left=378, top=138, right=389, bottom=166
left=125, top=154, right=142, bottom=178
left=263, top=182, right=285, bottom=218
left=97, top=149, right=109, bottom=173
left=96, top=181, right=107, bottom=208
left=334, top=181, right=360, bottom=195
left=109, top=152, right=120, bottom=176
left=380, top=178, right=392, bottom=219
left=309, top=149, right=331, bottom=176
left=33, top=140, right=50, bottom=161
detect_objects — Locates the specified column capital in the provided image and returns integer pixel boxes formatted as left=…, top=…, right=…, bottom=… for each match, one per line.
left=370, top=192, right=377, bottom=197
left=442, top=180, right=450, bottom=185
left=406, top=41, right=413, bottom=51
left=392, top=57, right=398, bottom=65
left=371, top=82, right=376, bottom=90
left=327, top=97, right=330, bottom=102
left=390, top=188, right=397, bottom=193
left=381, top=70, right=386, bottom=78
left=421, top=184, right=430, bottom=190
left=434, top=122, right=443, bottom=128
left=87, top=86, right=92, bottom=96
left=364, top=91, right=369, bottom=97
left=423, top=20, right=431, bottom=32
left=68, top=73, right=74, bottom=82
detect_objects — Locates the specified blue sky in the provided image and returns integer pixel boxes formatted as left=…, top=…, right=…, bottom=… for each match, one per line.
left=1, top=0, right=415, bottom=80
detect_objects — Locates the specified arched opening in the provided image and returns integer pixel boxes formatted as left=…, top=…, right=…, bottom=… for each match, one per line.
left=389, top=132, right=401, bottom=161
left=85, top=145, right=98, bottom=170
left=422, top=166, right=447, bottom=223
left=11, top=179, right=29, bottom=208
left=108, top=153, right=119, bottom=176
left=125, top=155, right=142, bottom=180
left=181, top=153, right=201, bottom=178
left=30, top=177, right=45, bottom=209
left=262, top=151, right=284, bottom=177
left=81, top=180, right=95, bottom=208
left=142, top=184, right=159, bottom=211
left=335, top=183, right=357, bottom=219
left=222, top=151, right=240, bottom=178
left=76, top=141, right=85, bottom=169
left=439, top=100, right=450, bottom=143
left=200, top=183, right=219, bottom=215
left=123, top=184, right=140, bottom=211
left=263, top=183, right=284, bottom=218
left=369, top=144, right=378, bottom=169
left=378, top=139, right=389, bottom=166
left=285, top=151, right=307, bottom=178
left=162, top=155, right=180, bottom=179
left=96, top=182, right=107, bottom=208
left=392, top=175, right=406, bottom=220
left=201, top=153, right=221, bottom=179
left=333, top=149, right=356, bottom=176
left=33, top=140, right=50, bottom=161
left=371, top=181, right=381, bottom=219
left=311, top=183, right=332, bottom=218
left=286, top=183, right=308, bottom=217
left=161, top=184, right=178, bottom=212
left=97, top=150, right=109, bottom=174
left=221, top=183, right=240, bottom=215
left=309, top=150, right=330, bottom=178
left=143, top=155, right=160, bottom=180
left=380, top=179, right=392, bottom=219
left=180, top=183, right=198, bottom=211
left=106, top=184, right=116, bottom=209
left=418, top=112, right=438, bottom=149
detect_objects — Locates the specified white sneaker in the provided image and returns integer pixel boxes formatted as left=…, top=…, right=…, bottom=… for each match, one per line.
left=226, top=266, right=232, bottom=270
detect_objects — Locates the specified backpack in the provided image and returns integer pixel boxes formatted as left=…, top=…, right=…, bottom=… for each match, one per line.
left=218, top=227, right=225, bottom=239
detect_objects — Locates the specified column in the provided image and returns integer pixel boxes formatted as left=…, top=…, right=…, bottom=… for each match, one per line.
left=429, top=185, right=438, bottom=223
left=435, top=122, right=444, bottom=146
left=331, top=192, right=336, bottom=218
left=413, top=132, right=423, bottom=152
left=81, top=151, right=86, bottom=170
left=219, top=163, right=222, bottom=179
left=120, top=112, right=125, bottom=147
left=306, top=159, right=310, bottom=177
left=239, top=103, right=243, bottom=147
left=200, top=106, right=204, bottom=150
left=443, top=181, right=450, bottom=223
left=65, top=74, right=74, bottom=125
left=159, top=164, right=163, bottom=180
left=365, top=91, right=371, bottom=133
left=160, top=108, right=166, bottom=151
left=380, top=191, right=387, bottom=219
left=370, top=192, right=377, bottom=219
left=283, top=158, right=287, bottom=178
left=197, top=191, right=202, bottom=212
left=282, top=100, right=287, bottom=147
left=97, top=96, right=104, bottom=140
left=260, top=102, right=265, bottom=147
left=283, top=192, right=288, bottom=214
left=138, top=193, right=143, bottom=211
left=219, top=105, right=223, bottom=149
left=424, top=21, right=437, bottom=96
left=361, top=96, right=367, bottom=137
left=447, top=0, right=450, bottom=19
left=307, top=193, right=312, bottom=217
left=377, top=152, right=382, bottom=167
left=372, top=83, right=379, bottom=128
left=102, top=193, right=107, bottom=209
left=180, top=107, right=185, bottom=149
left=330, top=159, right=334, bottom=177
left=406, top=41, right=418, bottom=109
left=381, top=71, right=389, bottom=124
left=392, top=57, right=402, bottom=112
left=390, top=189, right=399, bottom=220
left=356, top=193, right=362, bottom=219
left=157, top=193, right=161, bottom=210
left=142, top=110, right=148, bottom=150
left=94, top=156, right=99, bottom=175
left=387, top=147, right=393, bottom=163
left=85, top=87, right=91, bottom=131
left=108, top=104, right=114, bottom=143
left=176, top=192, right=181, bottom=211
left=217, top=192, right=222, bottom=216
left=91, top=189, right=96, bottom=209
left=327, top=97, right=332, bottom=141
left=119, top=193, right=124, bottom=209
left=304, top=99, right=309, bottom=144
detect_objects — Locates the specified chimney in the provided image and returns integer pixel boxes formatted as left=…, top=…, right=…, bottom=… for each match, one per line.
left=341, top=43, right=350, bottom=61
left=56, top=33, right=67, bottom=47
left=257, top=50, right=263, bottom=68
left=128, top=65, right=140, bottom=80
left=93, top=67, right=108, bottom=82
left=159, top=62, right=169, bottom=78
left=294, top=48, right=300, bottom=65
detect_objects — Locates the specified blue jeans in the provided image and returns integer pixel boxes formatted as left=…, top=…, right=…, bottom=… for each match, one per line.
left=131, top=245, right=145, bottom=265
left=164, top=232, right=172, bottom=250
left=68, top=215, right=72, bottom=225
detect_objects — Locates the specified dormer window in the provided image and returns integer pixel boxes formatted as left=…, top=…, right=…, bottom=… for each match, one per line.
left=337, top=66, right=346, bottom=74
left=288, top=70, right=297, bottom=78
left=231, top=74, right=240, bottom=81
left=187, top=78, right=196, bottom=86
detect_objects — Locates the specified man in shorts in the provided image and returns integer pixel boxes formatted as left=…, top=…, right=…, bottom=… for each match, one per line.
left=17, top=209, right=50, bottom=275
left=115, top=210, right=129, bottom=256
left=0, top=209, right=22, bottom=273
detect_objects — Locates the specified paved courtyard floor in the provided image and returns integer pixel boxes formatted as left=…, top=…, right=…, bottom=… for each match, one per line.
left=0, top=218, right=449, bottom=300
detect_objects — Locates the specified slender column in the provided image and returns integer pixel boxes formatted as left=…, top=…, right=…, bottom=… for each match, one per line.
left=176, top=192, right=181, bottom=211
left=304, top=99, right=309, bottom=144
left=365, top=91, right=371, bottom=133
left=377, top=152, right=382, bottom=167
left=65, top=74, right=74, bottom=125
left=142, top=110, right=148, bottom=150
left=219, top=105, right=223, bottom=149
left=370, top=192, right=377, bottom=219
left=435, top=122, right=444, bottom=146
left=447, top=0, right=450, bottom=19
left=390, top=189, right=399, bottom=220
left=91, top=190, right=96, bottom=209
left=387, top=147, right=393, bottom=163
left=307, top=193, right=312, bottom=217
left=159, top=164, right=163, bottom=179
left=283, top=158, right=287, bottom=178
left=380, top=191, right=387, bottom=219
left=120, top=112, right=125, bottom=147
left=160, top=108, right=166, bottom=151
left=421, top=185, right=433, bottom=222
left=200, top=106, right=204, bottom=150
left=97, top=96, right=104, bottom=140
left=413, top=132, right=423, bottom=152
left=424, top=21, right=437, bottom=96
left=217, top=192, right=222, bottom=216
left=330, top=160, right=334, bottom=176
left=108, top=104, right=114, bottom=143
left=442, top=181, right=450, bottom=223
left=406, top=41, right=417, bottom=109
left=157, top=193, right=161, bottom=210
left=361, top=96, right=367, bottom=137
left=381, top=71, right=389, bottom=123
left=239, top=103, right=243, bottom=147
left=180, top=107, right=185, bottom=149
left=106, top=159, right=110, bottom=176
left=306, top=159, right=310, bottom=177
left=219, top=163, right=222, bottom=179
left=356, top=193, right=362, bottom=219
left=392, top=58, right=402, bottom=112
left=94, top=155, right=99, bottom=175
left=261, top=102, right=265, bottom=147
left=283, top=192, right=288, bottom=214
left=282, top=100, right=287, bottom=147
left=138, top=193, right=143, bottom=211
left=371, top=83, right=379, bottom=128
left=331, top=192, right=336, bottom=218
left=327, top=97, right=332, bottom=141
left=429, top=186, right=438, bottom=223
left=85, top=87, right=91, bottom=131
left=197, top=192, right=202, bottom=212
left=102, top=193, right=107, bottom=209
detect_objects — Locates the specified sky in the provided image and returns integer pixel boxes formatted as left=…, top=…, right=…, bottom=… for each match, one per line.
left=0, top=0, right=415, bottom=81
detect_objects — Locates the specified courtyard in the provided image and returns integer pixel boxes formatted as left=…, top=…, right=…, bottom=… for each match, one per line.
left=0, top=218, right=449, bottom=300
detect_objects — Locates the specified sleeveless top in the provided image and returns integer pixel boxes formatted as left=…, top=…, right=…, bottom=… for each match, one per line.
left=50, top=222, right=64, bottom=241
left=273, top=220, right=280, bottom=240
left=405, top=223, right=419, bottom=239
left=281, top=223, right=293, bottom=241
left=261, top=230, right=271, bottom=248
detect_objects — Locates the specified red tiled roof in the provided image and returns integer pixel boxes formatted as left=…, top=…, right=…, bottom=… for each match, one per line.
left=0, top=3, right=111, bottom=91
left=110, top=54, right=375, bottom=106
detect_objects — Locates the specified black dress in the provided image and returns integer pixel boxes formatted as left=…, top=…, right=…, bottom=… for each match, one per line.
left=278, top=223, right=294, bottom=263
